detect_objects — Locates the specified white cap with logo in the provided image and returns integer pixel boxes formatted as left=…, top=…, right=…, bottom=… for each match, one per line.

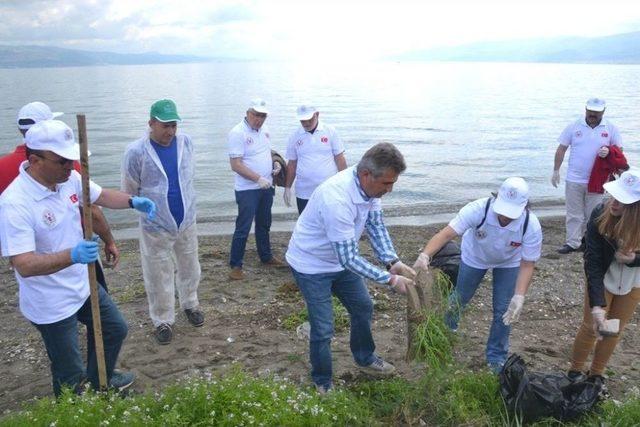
left=493, top=177, right=530, bottom=219
left=25, top=120, right=83, bottom=161
left=585, top=98, right=606, bottom=112
left=296, top=104, right=318, bottom=121
left=249, top=98, right=269, bottom=114
left=603, top=169, right=640, bottom=205
left=17, top=102, right=64, bottom=131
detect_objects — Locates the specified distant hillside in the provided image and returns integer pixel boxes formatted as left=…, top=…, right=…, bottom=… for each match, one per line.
left=0, top=45, right=212, bottom=68
left=395, top=31, right=640, bottom=64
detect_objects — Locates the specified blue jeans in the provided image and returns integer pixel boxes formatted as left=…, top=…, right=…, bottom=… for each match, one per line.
left=444, top=261, right=519, bottom=366
left=33, top=286, right=128, bottom=396
left=230, top=188, right=274, bottom=267
left=291, top=267, right=376, bottom=389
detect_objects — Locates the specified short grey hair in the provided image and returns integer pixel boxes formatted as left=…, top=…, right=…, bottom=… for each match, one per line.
left=356, top=142, right=406, bottom=178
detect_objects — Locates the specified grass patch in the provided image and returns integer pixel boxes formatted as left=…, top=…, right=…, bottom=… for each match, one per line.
left=281, top=297, right=349, bottom=332
left=115, top=281, right=146, bottom=304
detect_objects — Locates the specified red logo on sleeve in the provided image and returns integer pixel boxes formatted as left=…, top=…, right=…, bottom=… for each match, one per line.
left=69, top=194, right=79, bottom=203
left=321, top=136, right=329, bottom=143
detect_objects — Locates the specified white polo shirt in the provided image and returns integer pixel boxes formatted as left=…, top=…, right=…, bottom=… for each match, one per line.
left=285, top=121, right=345, bottom=199
left=286, top=167, right=380, bottom=274
left=0, top=164, right=101, bottom=324
left=449, top=197, right=543, bottom=269
left=228, top=119, right=273, bottom=191
left=558, top=118, right=622, bottom=184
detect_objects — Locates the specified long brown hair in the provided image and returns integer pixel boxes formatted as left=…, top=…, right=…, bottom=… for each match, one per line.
left=597, top=198, right=640, bottom=252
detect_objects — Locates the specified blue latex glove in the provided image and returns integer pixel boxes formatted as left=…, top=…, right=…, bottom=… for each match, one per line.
left=70, top=240, right=99, bottom=264
left=131, top=196, right=156, bottom=220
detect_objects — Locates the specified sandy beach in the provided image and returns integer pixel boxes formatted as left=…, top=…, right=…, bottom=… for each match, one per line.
left=1, top=216, right=639, bottom=413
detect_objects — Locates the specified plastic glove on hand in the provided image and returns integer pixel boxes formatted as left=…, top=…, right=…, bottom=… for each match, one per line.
left=412, top=252, right=430, bottom=272
left=551, top=170, right=560, bottom=188
left=502, top=294, right=525, bottom=325
left=283, top=188, right=292, bottom=207
left=70, top=240, right=99, bottom=264
left=591, top=306, right=607, bottom=340
left=598, top=146, right=610, bottom=158
left=257, top=177, right=272, bottom=189
left=389, top=261, right=416, bottom=280
left=272, top=162, right=282, bottom=176
left=614, top=250, right=635, bottom=264
left=131, top=196, right=156, bottom=220
left=389, top=274, right=413, bottom=295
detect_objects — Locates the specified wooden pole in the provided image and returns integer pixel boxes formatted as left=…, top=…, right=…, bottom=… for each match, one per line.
left=76, top=114, right=108, bottom=391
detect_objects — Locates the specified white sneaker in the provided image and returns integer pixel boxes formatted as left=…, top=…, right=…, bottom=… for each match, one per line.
left=357, top=357, right=396, bottom=376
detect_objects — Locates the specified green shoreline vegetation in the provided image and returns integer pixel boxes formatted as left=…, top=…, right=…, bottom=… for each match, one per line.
left=3, top=273, right=640, bottom=426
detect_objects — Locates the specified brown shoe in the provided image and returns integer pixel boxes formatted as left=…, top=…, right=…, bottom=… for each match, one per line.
left=263, top=257, right=287, bottom=268
left=229, top=267, right=244, bottom=280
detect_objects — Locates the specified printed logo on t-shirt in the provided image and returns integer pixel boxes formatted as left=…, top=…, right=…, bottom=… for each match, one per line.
left=321, top=136, right=329, bottom=144
left=42, top=210, right=57, bottom=228
left=575, top=131, right=582, bottom=137
left=510, top=241, right=522, bottom=247
left=475, top=229, right=487, bottom=239
left=601, top=132, right=609, bottom=138
left=245, top=137, right=254, bottom=145
left=265, top=132, right=270, bottom=139
left=69, top=194, right=79, bottom=204
left=296, top=139, right=303, bottom=146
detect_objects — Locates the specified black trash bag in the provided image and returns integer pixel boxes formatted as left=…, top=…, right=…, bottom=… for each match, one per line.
left=431, top=241, right=460, bottom=287
left=499, top=354, right=601, bottom=423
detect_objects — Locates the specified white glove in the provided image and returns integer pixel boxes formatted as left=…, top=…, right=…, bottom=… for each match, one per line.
left=598, top=146, right=610, bottom=158
left=272, top=162, right=282, bottom=175
left=283, top=187, right=292, bottom=207
left=551, top=170, right=560, bottom=188
left=257, top=177, right=271, bottom=189
left=389, top=274, right=413, bottom=295
left=591, top=306, right=607, bottom=340
left=502, top=294, right=525, bottom=325
left=412, top=252, right=430, bottom=272
left=389, top=260, right=416, bottom=280
left=614, top=250, right=635, bottom=264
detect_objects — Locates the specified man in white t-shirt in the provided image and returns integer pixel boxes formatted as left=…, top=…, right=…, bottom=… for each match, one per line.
left=0, top=120, right=156, bottom=396
left=552, top=98, right=623, bottom=254
left=284, top=104, right=347, bottom=213
left=228, top=99, right=286, bottom=280
left=414, top=177, right=543, bottom=373
left=286, top=142, right=415, bottom=393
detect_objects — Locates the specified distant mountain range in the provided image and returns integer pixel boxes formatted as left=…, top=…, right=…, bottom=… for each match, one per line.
left=395, top=31, right=640, bottom=64
left=0, top=45, right=212, bottom=68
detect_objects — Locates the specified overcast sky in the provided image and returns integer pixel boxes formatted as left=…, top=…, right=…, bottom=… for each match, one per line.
left=2, top=0, right=640, bottom=61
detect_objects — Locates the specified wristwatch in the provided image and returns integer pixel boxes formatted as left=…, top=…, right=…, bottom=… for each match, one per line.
left=385, top=258, right=400, bottom=271
left=128, top=197, right=134, bottom=209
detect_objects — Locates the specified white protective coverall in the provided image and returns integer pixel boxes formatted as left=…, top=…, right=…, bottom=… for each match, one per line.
left=121, top=132, right=201, bottom=327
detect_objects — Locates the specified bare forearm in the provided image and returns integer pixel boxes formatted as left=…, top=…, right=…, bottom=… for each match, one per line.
left=514, top=261, right=535, bottom=295
left=422, top=226, right=458, bottom=257
left=95, top=189, right=132, bottom=210
left=230, top=158, right=260, bottom=182
left=91, top=206, right=115, bottom=244
left=285, top=161, right=297, bottom=188
left=334, top=153, right=347, bottom=171
left=11, top=251, right=73, bottom=278
left=553, top=145, right=567, bottom=171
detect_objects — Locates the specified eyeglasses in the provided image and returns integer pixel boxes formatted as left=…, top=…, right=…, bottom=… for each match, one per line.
left=35, top=153, right=73, bottom=166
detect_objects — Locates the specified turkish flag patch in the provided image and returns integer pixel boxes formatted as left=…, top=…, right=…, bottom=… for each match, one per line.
left=510, top=241, right=522, bottom=247
left=69, top=194, right=79, bottom=203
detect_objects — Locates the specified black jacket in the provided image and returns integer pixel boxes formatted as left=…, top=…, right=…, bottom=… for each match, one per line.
left=584, top=203, right=640, bottom=307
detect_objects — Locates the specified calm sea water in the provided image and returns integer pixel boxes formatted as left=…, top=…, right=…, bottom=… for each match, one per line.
left=1, top=61, right=638, bottom=227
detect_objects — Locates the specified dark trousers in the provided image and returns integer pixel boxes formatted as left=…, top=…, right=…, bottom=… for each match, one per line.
left=229, top=188, right=274, bottom=267
left=296, top=197, right=309, bottom=215
left=33, top=286, right=128, bottom=396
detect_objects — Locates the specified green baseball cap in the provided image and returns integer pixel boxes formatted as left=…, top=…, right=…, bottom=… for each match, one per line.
left=150, top=99, right=181, bottom=122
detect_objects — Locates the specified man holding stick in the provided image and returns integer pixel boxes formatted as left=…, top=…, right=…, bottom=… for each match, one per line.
left=0, top=120, right=156, bottom=396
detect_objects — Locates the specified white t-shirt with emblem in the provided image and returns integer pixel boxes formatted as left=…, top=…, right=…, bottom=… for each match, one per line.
left=228, top=119, right=273, bottom=191
left=449, top=197, right=543, bottom=269
left=286, top=167, right=380, bottom=274
left=285, top=121, right=345, bottom=199
left=558, top=118, right=622, bottom=184
left=0, top=164, right=102, bottom=324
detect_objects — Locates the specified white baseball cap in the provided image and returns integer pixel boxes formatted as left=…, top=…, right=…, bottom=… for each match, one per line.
left=25, top=120, right=83, bottom=161
left=249, top=98, right=269, bottom=114
left=586, top=98, right=606, bottom=112
left=493, top=177, right=530, bottom=219
left=296, top=104, right=318, bottom=121
left=603, top=170, right=640, bottom=205
left=17, top=102, right=63, bottom=130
